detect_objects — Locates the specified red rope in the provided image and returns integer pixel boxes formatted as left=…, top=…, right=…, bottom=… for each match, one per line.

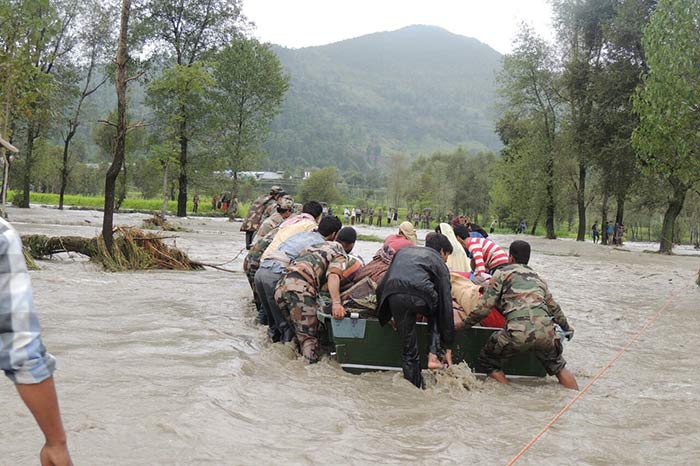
left=506, top=290, right=680, bottom=465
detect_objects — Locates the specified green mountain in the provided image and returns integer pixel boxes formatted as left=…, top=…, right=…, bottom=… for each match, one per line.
left=265, top=25, right=503, bottom=172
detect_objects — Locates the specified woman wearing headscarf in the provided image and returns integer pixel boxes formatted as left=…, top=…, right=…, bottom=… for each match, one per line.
left=437, top=222, right=471, bottom=273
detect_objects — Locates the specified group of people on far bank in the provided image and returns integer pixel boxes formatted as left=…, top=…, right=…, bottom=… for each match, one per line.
left=241, top=188, right=578, bottom=390
left=592, top=221, right=625, bottom=245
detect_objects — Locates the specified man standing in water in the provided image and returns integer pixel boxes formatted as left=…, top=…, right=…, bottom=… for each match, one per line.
left=462, top=240, right=578, bottom=390
left=1, top=218, right=73, bottom=465
left=376, top=233, right=455, bottom=388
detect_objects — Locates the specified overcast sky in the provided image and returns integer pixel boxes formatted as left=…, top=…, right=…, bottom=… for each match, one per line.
left=243, top=0, right=555, bottom=54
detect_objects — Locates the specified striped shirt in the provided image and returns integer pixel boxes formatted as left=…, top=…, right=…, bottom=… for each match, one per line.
left=0, top=218, right=56, bottom=384
left=466, top=237, right=509, bottom=274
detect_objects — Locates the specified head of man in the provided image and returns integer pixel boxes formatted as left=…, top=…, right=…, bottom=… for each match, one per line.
left=453, top=224, right=469, bottom=246
left=317, top=215, right=342, bottom=240
left=302, top=201, right=324, bottom=222
left=276, top=195, right=294, bottom=218
left=270, top=185, right=285, bottom=198
left=425, top=232, right=453, bottom=262
left=398, top=221, right=417, bottom=245
left=509, top=240, right=531, bottom=265
left=336, top=227, right=357, bottom=253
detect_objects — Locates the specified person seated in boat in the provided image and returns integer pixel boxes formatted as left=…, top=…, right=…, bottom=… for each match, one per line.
left=453, top=225, right=508, bottom=276
left=273, top=229, right=358, bottom=363
left=450, top=271, right=505, bottom=330
left=376, top=232, right=455, bottom=388
left=462, top=240, right=579, bottom=390
left=350, top=222, right=417, bottom=286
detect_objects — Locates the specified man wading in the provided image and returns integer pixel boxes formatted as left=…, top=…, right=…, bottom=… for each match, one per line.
left=376, top=232, right=455, bottom=388
left=462, top=240, right=578, bottom=389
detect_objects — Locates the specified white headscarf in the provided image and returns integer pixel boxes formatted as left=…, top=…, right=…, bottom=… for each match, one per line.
left=439, top=223, right=471, bottom=273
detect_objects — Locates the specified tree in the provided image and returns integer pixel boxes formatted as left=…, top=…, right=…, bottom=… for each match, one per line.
left=103, top=0, right=131, bottom=252
left=146, top=0, right=244, bottom=217
left=210, top=37, right=289, bottom=192
left=632, top=0, right=700, bottom=253
left=497, top=26, right=562, bottom=239
left=300, top=167, right=340, bottom=204
left=58, top=0, right=111, bottom=209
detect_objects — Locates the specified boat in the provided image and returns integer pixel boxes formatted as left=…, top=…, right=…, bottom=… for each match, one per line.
left=319, top=312, right=547, bottom=377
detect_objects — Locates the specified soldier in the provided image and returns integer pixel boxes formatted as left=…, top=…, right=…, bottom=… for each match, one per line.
left=253, top=195, right=294, bottom=243
left=462, top=240, right=578, bottom=389
left=255, top=216, right=343, bottom=342
left=240, top=186, right=286, bottom=249
left=274, top=231, right=357, bottom=362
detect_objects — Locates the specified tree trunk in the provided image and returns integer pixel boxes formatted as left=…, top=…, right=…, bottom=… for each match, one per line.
left=615, top=193, right=625, bottom=225
left=59, top=129, right=76, bottom=210
left=160, top=163, right=169, bottom=218
left=20, top=120, right=37, bottom=208
left=659, top=177, right=688, bottom=254
left=116, top=159, right=127, bottom=210
left=601, top=191, right=609, bottom=245
left=177, top=110, right=188, bottom=217
left=544, top=153, right=556, bottom=239
left=576, top=161, right=586, bottom=241
left=103, top=0, right=130, bottom=253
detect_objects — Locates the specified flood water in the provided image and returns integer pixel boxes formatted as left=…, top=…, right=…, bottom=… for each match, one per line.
left=2, top=206, right=699, bottom=465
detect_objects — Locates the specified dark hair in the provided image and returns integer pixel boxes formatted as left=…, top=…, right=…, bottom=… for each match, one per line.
left=336, top=226, right=357, bottom=244
left=425, top=232, right=453, bottom=255
left=509, top=240, right=531, bottom=264
left=317, top=216, right=342, bottom=237
left=276, top=206, right=291, bottom=214
left=453, top=224, right=469, bottom=240
left=302, top=201, right=323, bottom=219
left=468, top=223, right=489, bottom=238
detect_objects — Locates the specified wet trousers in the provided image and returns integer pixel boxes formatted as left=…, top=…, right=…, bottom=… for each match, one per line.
left=245, top=231, right=255, bottom=249
left=254, top=266, right=295, bottom=343
left=275, top=275, right=321, bottom=362
left=388, top=294, right=439, bottom=388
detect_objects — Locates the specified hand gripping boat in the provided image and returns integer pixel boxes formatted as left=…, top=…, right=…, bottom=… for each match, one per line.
left=318, top=312, right=547, bottom=377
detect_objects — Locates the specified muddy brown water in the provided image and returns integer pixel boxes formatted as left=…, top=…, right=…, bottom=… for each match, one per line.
left=2, top=206, right=699, bottom=465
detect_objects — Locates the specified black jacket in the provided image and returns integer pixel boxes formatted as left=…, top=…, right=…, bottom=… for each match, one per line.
left=376, top=247, right=454, bottom=346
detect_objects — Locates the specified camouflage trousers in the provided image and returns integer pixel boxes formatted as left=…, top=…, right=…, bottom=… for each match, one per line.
left=479, top=316, right=566, bottom=376
left=274, top=274, right=321, bottom=362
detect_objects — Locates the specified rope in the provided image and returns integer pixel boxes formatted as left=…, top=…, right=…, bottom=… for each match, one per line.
left=506, top=289, right=680, bottom=466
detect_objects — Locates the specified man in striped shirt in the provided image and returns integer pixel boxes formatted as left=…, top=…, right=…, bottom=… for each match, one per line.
left=453, top=225, right=508, bottom=275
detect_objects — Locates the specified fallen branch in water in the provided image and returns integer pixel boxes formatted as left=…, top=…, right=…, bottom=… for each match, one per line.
left=22, top=227, right=202, bottom=272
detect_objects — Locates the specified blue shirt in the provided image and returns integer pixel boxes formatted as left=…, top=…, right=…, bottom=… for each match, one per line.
left=0, top=218, right=56, bottom=384
left=260, top=231, right=325, bottom=274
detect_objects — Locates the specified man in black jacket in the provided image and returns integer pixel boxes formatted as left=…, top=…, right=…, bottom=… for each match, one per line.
left=376, top=233, right=455, bottom=388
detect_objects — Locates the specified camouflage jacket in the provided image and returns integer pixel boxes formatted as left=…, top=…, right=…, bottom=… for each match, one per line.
left=287, top=241, right=348, bottom=291
left=261, top=201, right=278, bottom=224
left=244, top=227, right=279, bottom=273
left=253, top=211, right=284, bottom=243
left=240, top=194, right=275, bottom=232
left=464, top=263, right=570, bottom=330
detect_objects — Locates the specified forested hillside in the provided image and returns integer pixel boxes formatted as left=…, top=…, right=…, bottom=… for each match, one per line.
left=265, top=25, right=502, bottom=172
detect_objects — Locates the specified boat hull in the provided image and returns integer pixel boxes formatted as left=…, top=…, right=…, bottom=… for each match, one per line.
left=321, top=315, right=547, bottom=377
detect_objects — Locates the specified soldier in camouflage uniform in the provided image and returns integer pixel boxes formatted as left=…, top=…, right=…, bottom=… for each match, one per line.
left=244, top=228, right=279, bottom=319
left=274, top=241, right=352, bottom=362
left=253, top=195, right=294, bottom=243
left=463, top=240, right=579, bottom=389
left=240, top=186, right=286, bottom=249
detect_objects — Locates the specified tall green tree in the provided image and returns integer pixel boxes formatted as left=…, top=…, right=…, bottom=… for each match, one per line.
left=146, top=0, right=243, bottom=217
left=632, top=0, right=700, bottom=253
left=210, top=37, right=289, bottom=190
left=497, top=26, right=562, bottom=239
left=300, top=167, right=340, bottom=204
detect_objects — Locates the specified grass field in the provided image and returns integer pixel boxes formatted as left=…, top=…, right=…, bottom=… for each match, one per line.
left=8, top=191, right=250, bottom=217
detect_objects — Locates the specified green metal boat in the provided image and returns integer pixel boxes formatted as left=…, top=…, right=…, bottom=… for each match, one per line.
left=319, top=313, right=547, bottom=377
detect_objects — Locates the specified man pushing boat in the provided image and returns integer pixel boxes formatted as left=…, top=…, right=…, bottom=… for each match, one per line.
left=462, top=240, right=579, bottom=390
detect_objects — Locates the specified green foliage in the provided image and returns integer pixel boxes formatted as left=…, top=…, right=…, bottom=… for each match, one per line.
left=300, top=167, right=341, bottom=204
left=209, top=37, right=290, bottom=176
left=632, top=0, right=700, bottom=185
